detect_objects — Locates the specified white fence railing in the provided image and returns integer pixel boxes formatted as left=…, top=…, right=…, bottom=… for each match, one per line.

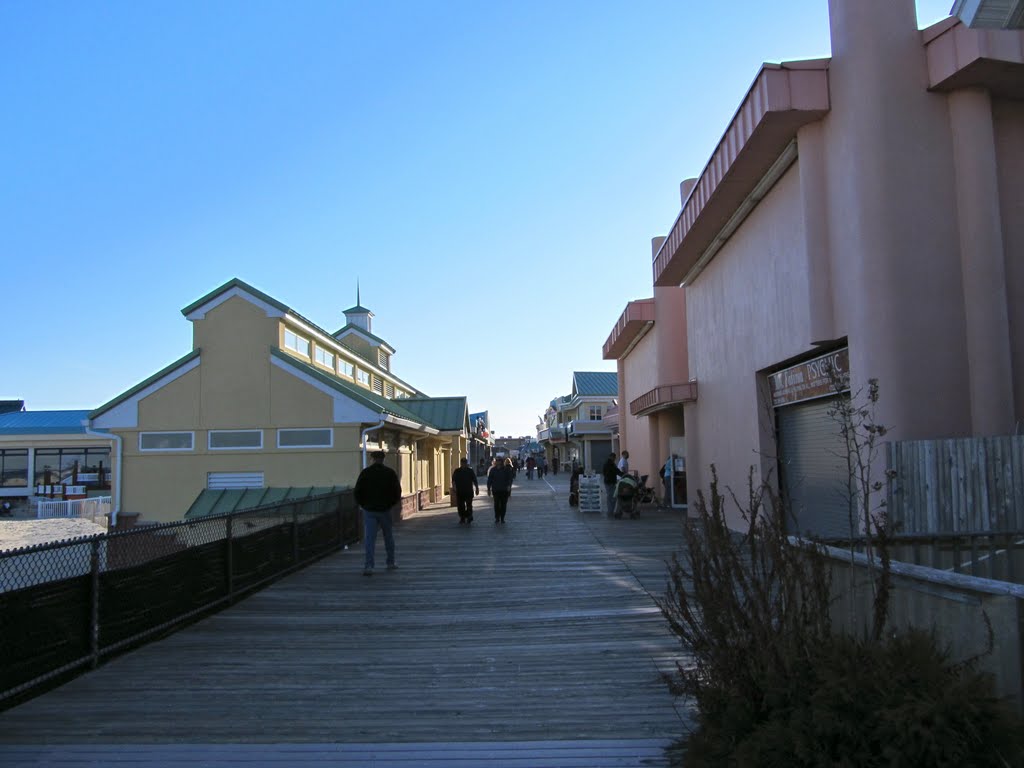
left=36, top=485, right=87, bottom=497
left=36, top=496, right=112, bottom=526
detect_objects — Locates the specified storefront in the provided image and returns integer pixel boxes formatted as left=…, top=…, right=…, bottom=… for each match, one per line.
left=770, top=348, right=852, bottom=539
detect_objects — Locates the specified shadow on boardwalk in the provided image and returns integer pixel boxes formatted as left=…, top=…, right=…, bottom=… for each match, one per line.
left=0, top=472, right=695, bottom=767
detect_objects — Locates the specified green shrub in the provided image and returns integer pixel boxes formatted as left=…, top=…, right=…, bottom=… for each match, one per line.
left=661, top=468, right=1024, bottom=767
left=680, top=630, right=1024, bottom=767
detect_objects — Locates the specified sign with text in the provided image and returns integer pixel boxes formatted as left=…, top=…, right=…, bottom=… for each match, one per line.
left=769, top=348, right=849, bottom=407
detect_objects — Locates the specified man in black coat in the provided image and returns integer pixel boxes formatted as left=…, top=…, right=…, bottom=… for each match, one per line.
left=452, top=457, right=480, bottom=525
left=487, top=458, right=515, bottom=523
left=354, top=450, right=403, bottom=576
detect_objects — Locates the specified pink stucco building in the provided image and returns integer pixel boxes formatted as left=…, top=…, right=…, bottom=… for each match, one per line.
left=607, top=0, right=1024, bottom=535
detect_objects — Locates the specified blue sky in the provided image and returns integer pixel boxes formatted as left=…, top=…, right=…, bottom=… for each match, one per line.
left=1, top=0, right=955, bottom=437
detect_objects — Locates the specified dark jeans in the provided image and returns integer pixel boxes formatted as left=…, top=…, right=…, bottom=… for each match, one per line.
left=363, top=509, right=395, bottom=569
left=456, top=493, right=475, bottom=520
left=492, top=491, right=510, bottom=520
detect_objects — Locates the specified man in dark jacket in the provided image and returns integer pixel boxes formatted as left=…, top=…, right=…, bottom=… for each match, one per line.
left=602, top=453, right=621, bottom=517
left=452, top=457, right=479, bottom=525
left=354, top=450, right=403, bottom=576
left=487, top=458, right=515, bottom=523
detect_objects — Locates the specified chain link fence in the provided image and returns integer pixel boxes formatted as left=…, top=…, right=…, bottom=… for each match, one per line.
left=0, top=488, right=358, bottom=708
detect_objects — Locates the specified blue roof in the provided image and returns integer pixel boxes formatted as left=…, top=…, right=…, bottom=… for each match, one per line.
left=573, top=371, right=618, bottom=397
left=0, top=410, right=93, bottom=435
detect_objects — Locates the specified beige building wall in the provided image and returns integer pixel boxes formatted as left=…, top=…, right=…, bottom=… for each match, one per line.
left=685, top=164, right=810, bottom=505
left=621, top=330, right=659, bottom=480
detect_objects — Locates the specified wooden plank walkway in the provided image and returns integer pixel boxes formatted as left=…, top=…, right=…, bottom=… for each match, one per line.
left=0, top=472, right=694, bottom=766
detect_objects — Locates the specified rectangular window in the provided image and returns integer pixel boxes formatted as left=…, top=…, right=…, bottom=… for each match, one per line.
left=32, top=447, right=111, bottom=488
left=314, top=346, right=335, bottom=369
left=0, top=449, right=28, bottom=488
left=277, top=428, right=333, bottom=448
left=339, top=359, right=354, bottom=378
left=372, top=376, right=384, bottom=395
left=284, top=329, right=310, bottom=357
left=140, top=432, right=194, bottom=451
left=356, top=369, right=370, bottom=386
left=589, top=406, right=603, bottom=421
left=209, top=430, right=263, bottom=450
left=377, top=349, right=389, bottom=371
left=385, top=382, right=395, bottom=398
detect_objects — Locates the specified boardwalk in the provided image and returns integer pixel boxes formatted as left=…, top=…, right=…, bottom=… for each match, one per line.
left=0, top=472, right=694, bottom=767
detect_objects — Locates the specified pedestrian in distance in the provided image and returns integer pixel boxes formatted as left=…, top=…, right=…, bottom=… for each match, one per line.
left=526, top=455, right=536, bottom=480
left=602, top=453, right=621, bottom=517
left=487, top=456, right=515, bottom=523
left=354, top=450, right=403, bottom=576
left=617, top=450, right=630, bottom=477
left=452, top=457, right=479, bottom=525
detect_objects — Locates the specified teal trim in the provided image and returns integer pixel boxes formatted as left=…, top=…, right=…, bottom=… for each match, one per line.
left=270, top=348, right=426, bottom=423
left=90, top=350, right=201, bottom=419
left=181, top=278, right=290, bottom=317
left=331, top=323, right=396, bottom=355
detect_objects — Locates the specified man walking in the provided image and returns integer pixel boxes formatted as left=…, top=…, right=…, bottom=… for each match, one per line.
left=487, top=457, right=515, bottom=523
left=452, top=457, right=479, bottom=524
left=354, top=449, right=403, bottom=576
left=602, top=452, right=621, bottom=517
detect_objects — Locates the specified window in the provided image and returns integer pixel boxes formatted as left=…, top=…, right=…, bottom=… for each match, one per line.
left=140, top=432, right=194, bottom=451
left=377, top=349, right=389, bottom=371
left=33, top=448, right=111, bottom=488
left=314, top=347, right=335, bottom=369
left=372, top=376, right=384, bottom=395
left=385, top=382, right=395, bottom=398
left=339, top=359, right=354, bottom=378
left=277, top=428, right=333, bottom=448
left=589, top=406, right=603, bottom=421
left=209, top=430, right=263, bottom=450
left=0, top=449, right=28, bottom=488
left=284, top=329, right=310, bottom=357
left=356, top=369, right=370, bottom=386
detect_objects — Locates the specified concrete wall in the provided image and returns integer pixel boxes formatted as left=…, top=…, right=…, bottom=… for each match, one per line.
left=827, top=548, right=1024, bottom=710
left=685, top=164, right=810, bottom=517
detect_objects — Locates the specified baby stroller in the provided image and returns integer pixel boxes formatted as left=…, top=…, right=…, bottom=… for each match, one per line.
left=613, top=474, right=640, bottom=519
left=636, top=474, right=658, bottom=509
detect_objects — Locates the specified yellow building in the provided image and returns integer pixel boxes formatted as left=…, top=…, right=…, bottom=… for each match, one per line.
left=89, top=279, right=470, bottom=524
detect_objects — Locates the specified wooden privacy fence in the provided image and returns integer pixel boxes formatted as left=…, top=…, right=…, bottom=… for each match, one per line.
left=887, top=436, right=1024, bottom=534
left=0, top=489, right=359, bottom=709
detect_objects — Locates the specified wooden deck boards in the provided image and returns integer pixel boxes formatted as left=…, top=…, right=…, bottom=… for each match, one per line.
left=0, top=473, right=694, bottom=765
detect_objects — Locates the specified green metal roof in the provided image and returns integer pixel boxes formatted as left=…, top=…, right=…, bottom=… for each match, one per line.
left=573, top=371, right=618, bottom=397
left=184, top=485, right=349, bottom=519
left=180, top=278, right=290, bottom=317
left=90, top=350, right=202, bottom=419
left=271, top=348, right=429, bottom=424
left=400, top=397, right=469, bottom=432
left=180, top=278, right=417, bottom=392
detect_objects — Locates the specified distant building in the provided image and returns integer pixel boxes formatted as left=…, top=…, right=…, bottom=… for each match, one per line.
left=537, top=372, right=617, bottom=473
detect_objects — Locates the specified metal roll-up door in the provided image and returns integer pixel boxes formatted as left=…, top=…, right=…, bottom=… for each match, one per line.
left=777, top=396, right=852, bottom=538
